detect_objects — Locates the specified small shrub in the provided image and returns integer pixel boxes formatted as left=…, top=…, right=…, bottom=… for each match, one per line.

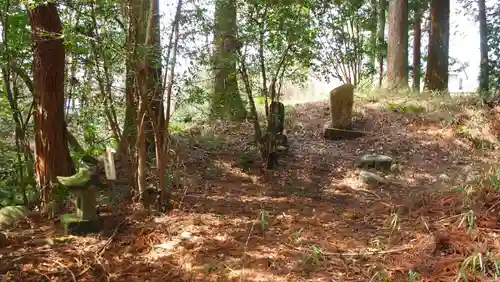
left=487, top=168, right=500, bottom=191
left=197, top=130, right=225, bottom=151
left=385, top=102, right=425, bottom=114
left=169, top=123, right=187, bottom=134
left=408, top=270, right=422, bottom=282
left=254, top=96, right=268, bottom=105
left=238, top=149, right=257, bottom=170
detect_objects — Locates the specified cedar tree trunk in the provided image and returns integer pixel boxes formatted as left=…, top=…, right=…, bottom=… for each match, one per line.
left=385, top=0, right=409, bottom=90
left=27, top=3, right=75, bottom=212
left=377, top=0, right=387, bottom=88
left=424, top=0, right=450, bottom=92
left=478, top=0, right=489, bottom=95
left=412, top=9, right=422, bottom=92
left=211, top=0, right=247, bottom=120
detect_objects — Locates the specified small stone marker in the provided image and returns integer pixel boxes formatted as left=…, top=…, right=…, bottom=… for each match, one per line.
left=359, top=170, right=387, bottom=185
left=103, top=147, right=116, bottom=180
left=355, top=154, right=393, bottom=170
left=329, top=83, right=354, bottom=129
left=324, top=83, right=365, bottom=140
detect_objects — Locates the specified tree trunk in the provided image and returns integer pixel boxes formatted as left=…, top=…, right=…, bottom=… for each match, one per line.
left=377, top=0, right=387, bottom=88
left=122, top=29, right=137, bottom=156
left=136, top=103, right=147, bottom=204
left=27, top=3, right=75, bottom=213
left=2, top=69, right=29, bottom=206
left=385, top=0, right=409, bottom=90
left=128, top=0, right=163, bottom=156
left=369, top=0, right=378, bottom=79
left=424, top=0, right=450, bottom=92
left=412, top=8, right=422, bottom=92
left=145, top=0, right=164, bottom=151
left=478, top=0, right=489, bottom=95
left=211, top=0, right=247, bottom=120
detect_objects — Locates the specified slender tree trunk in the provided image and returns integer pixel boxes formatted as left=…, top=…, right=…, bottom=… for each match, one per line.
left=27, top=3, right=75, bottom=213
left=377, top=0, right=387, bottom=88
left=369, top=0, right=378, bottom=79
left=211, top=0, right=247, bottom=120
left=2, top=1, right=29, bottom=206
left=129, top=0, right=148, bottom=203
left=238, top=51, right=263, bottom=150
left=122, top=23, right=137, bottom=156
left=412, top=9, right=422, bottom=92
left=478, top=0, right=489, bottom=95
left=146, top=0, right=164, bottom=150
left=120, top=8, right=140, bottom=192
left=2, top=69, right=29, bottom=205
left=144, top=0, right=169, bottom=209
left=258, top=21, right=269, bottom=117
left=424, top=0, right=450, bottom=92
left=128, top=0, right=162, bottom=156
left=385, top=0, right=409, bottom=90
left=136, top=105, right=147, bottom=204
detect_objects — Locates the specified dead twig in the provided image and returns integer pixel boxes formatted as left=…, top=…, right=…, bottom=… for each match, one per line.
left=478, top=227, right=500, bottom=233
left=487, top=199, right=500, bottom=212
left=284, top=243, right=416, bottom=257
left=421, top=216, right=433, bottom=234
left=176, top=183, right=189, bottom=210
left=76, top=264, right=93, bottom=278
left=54, top=260, right=77, bottom=282
left=0, top=249, right=52, bottom=260
left=240, top=221, right=256, bottom=282
left=96, top=219, right=127, bottom=256
left=325, top=245, right=416, bottom=256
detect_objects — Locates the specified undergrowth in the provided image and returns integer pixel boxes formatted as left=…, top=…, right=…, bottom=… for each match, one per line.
left=4, top=89, right=500, bottom=282
left=418, top=167, right=500, bottom=281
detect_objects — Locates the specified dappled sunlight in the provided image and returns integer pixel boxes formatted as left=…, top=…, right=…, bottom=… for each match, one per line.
left=4, top=95, right=500, bottom=281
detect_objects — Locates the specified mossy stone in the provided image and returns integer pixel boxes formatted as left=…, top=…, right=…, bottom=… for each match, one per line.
left=60, top=213, right=100, bottom=235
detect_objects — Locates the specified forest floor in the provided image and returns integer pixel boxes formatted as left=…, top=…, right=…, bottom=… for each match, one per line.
left=2, top=91, right=500, bottom=282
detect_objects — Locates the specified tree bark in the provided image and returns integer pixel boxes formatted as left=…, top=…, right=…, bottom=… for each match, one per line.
left=127, top=0, right=163, bottom=156
left=27, top=3, right=75, bottom=213
left=385, top=0, right=409, bottom=90
left=369, top=0, right=378, bottom=78
left=145, top=0, right=164, bottom=150
left=122, top=30, right=137, bottom=156
left=424, top=0, right=450, bottom=92
left=211, top=0, right=247, bottom=120
left=478, top=0, right=489, bottom=95
left=377, top=0, right=387, bottom=88
left=412, top=8, right=422, bottom=92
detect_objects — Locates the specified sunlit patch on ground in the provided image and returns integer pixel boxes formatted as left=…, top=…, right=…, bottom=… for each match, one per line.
left=2, top=96, right=500, bottom=281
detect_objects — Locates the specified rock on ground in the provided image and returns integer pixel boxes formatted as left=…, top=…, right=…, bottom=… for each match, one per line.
left=355, top=154, right=393, bottom=170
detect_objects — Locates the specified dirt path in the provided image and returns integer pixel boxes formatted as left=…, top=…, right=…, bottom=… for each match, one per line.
left=2, top=99, right=500, bottom=282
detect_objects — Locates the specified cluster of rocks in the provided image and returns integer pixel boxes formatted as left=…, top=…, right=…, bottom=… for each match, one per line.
left=355, top=154, right=395, bottom=186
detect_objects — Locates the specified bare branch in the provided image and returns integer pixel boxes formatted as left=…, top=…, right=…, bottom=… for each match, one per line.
left=8, top=62, right=34, bottom=94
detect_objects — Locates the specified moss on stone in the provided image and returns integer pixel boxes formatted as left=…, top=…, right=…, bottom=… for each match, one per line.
left=57, top=168, right=91, bottom=187
left=60, top=213, right=100, bottom=235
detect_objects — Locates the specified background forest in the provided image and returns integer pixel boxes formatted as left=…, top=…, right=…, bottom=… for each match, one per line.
left=1, top=0, right=500, bottom=281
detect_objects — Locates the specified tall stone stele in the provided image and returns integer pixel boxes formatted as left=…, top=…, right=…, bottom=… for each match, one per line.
left=323, top=83, right=365, bottom=140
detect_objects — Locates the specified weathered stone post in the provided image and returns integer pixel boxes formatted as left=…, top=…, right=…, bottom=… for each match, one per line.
left=324, top=83, right=365, bottom=140
left=57, top=167, right=100, bottom=235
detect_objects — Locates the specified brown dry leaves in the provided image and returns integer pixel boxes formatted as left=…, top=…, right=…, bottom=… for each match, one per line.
left=2, top=98, right=500, bottom=281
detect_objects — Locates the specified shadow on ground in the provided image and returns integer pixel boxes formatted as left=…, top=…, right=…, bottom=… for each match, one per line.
left=2, top=99, right=499, bottom=281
